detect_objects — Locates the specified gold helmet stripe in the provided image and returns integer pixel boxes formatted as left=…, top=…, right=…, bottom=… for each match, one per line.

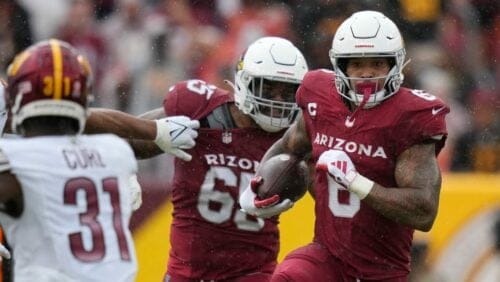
left=50, top=39, right=63, bottom=100
left=237, top=60, right=244, bottom=71
left=7, top=50, right=31, bottom=77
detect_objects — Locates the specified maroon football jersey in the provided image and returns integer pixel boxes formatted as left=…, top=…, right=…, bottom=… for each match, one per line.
left=296, top=70, right=449, bottom=279
left=163, top=80, right=282, bottom=280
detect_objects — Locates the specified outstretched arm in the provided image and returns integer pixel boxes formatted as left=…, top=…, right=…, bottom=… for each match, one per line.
left=85, top=108, right=199, bottom=161
left=85, top=108, right=159, bottom=140
left=85, top=108, right=163, bottom=159
left=130, top=108, right=166, bottom=159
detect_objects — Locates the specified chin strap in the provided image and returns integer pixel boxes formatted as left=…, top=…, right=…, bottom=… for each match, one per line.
left=224, top=79, right=236, bottom=91
left=345, top=90, right=370, bottom=128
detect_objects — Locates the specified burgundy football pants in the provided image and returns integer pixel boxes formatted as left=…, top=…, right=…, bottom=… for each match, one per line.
left=271, top=242, right=408, bottom=282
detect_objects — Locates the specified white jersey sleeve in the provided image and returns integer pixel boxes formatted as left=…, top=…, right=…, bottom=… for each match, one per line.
left=0, top=147, right=10, bottom=172
left=0, top=134, right=138, bottom=282
left=0, top=84, right=7, bottom=134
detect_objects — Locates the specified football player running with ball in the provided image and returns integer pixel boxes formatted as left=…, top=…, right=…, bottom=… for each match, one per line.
left=0, top=81, right=13, bottom=282
left=240, top=11, right=449, bottom=281
left=85, top=37, right=308, bottom=281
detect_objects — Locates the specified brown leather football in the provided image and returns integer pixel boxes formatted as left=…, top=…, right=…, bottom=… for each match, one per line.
left=256, top=154, right=308, bottom=202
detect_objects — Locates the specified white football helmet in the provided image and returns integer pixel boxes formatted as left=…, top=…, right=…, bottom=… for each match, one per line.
left=234, top=37, right=308, bottom=132
left=329, top=11, right=407, bottom=108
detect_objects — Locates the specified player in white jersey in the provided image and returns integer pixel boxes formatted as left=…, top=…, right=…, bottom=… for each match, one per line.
left=0, top=135, right=138, bottom=281
left=0, top=39, right=140, bottom=282
left=0, top=80, right=12, bottom=282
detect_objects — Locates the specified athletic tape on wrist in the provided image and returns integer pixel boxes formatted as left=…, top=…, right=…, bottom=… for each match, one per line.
left=347, top=171, right=374, bottom=199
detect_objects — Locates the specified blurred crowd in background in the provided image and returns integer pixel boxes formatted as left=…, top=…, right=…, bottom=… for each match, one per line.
left=0, top=0, right=499, bottom=173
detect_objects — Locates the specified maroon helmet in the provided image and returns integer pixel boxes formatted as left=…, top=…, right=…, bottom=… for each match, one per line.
left=6, top=39, right=92, bottom=134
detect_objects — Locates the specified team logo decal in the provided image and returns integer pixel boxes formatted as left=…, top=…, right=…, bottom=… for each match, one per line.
left=222, top=131, right=232, bottom=144
left=345, top=116, right=355, bottom=128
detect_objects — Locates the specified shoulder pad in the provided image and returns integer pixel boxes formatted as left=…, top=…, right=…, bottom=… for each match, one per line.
left=164, top=79, right=232, bottom=119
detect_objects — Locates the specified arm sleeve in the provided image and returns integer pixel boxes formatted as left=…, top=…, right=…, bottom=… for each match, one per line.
left=0, top=148, right=11, bottom=173
left=397, top=105, right=449, bottom=157
left=0, top=84, right=7, bottom=134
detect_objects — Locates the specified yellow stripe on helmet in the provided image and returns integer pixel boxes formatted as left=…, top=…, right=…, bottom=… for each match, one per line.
left=50, top=39, right=63, bottom=100
left=7, top=50, right=31, bottom=77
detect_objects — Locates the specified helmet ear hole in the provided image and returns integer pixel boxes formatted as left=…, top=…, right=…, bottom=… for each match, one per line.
left=248, top=77, right=258, bottom=98
left=388, top=58, right=396, bottom=69
left=337, top=58, right=348, bottom=73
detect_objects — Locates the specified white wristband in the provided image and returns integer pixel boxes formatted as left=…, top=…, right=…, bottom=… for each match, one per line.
left=347, top=171, right=374, bottom=199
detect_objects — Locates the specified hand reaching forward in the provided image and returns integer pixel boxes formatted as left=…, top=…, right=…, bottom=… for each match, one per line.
left=239, top=176, right=293, bottom=218
left=316, top=150, right=374, bottom=199
left=155, top=116, right=200, bottom=161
